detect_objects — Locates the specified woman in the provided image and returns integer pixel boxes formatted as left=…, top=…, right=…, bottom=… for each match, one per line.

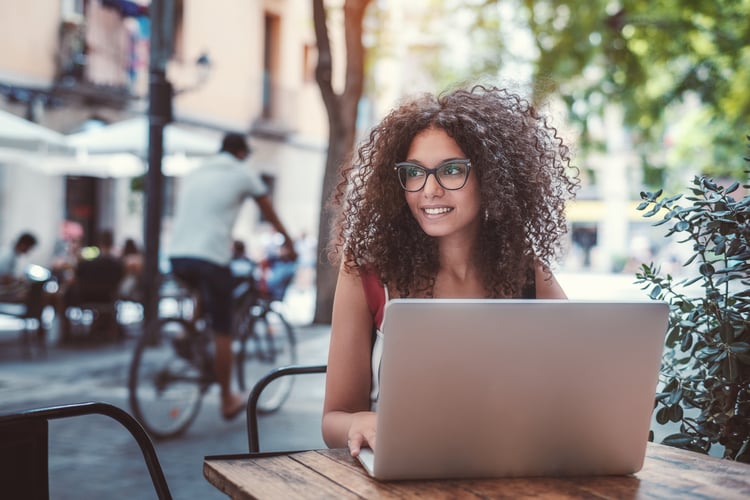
left=322, top=84, right=579, bottom=456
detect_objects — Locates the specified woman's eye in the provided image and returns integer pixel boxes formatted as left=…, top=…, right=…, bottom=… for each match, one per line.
left=407, top=167, right=424, bottom=178
left=441, top=163, right=464, bottom=176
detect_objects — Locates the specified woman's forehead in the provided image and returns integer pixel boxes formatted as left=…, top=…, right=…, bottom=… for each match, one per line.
left=406, top=128, right=466, bottom=164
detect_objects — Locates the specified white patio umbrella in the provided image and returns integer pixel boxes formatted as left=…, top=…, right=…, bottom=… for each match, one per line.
left=35, top=152, right=146, bottom=178
left=0, top=110, right=144, bottom=178
left=0, top=109, right=74, bottom=161
left=66, top=116, right=220, bottom=158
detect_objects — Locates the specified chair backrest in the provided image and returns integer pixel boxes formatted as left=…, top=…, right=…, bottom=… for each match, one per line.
left=0, top=416, right=48, bottom=498
left=0, top=401, right=171, bottom=500
left=23, top=280, right=47, bottom=319
left=246, top=364, right=327, bottom=452
left=74, top=257, right=124, bottom=303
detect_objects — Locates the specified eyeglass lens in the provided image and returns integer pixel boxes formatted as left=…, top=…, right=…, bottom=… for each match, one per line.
left=396, top=160, right=470, bottom=191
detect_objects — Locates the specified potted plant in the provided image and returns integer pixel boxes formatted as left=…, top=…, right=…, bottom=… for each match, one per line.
left=634, top=144, right=749, bottom=462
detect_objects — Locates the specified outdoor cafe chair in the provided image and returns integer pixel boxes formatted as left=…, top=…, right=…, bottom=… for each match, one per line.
left=246, top=364, right=328, bottom=452
left=60, top=257, right=125, bottom=343
left=0, top=265, right=52, bottom=358
left=0, top=401, right=171, bottom=500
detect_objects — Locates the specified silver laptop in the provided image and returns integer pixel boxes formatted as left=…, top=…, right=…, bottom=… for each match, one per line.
left=357, top=299, right=668, bottom=481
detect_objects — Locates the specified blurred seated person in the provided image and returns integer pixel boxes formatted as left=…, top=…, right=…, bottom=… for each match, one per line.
left=118, top=238, right=144, bottom=302
left=0, top=232, right=39, bottom=303
left=61, top=230, right=124, bottom=340
left=229, top=240, right=257, bottom=301
left=262, top=239, right=298, bottom=301
left=51, top=234, right=83, bottom=288
left=229, top=240, right=254, bottom=277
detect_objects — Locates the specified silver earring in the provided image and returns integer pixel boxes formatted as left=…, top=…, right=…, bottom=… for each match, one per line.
left=484, top=209, right=489, bottom=223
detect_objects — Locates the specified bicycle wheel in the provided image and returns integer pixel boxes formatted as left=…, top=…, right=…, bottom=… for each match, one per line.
left=128, top=318, right=206, bottom=439
left=236, top=302, right=297, bottom=413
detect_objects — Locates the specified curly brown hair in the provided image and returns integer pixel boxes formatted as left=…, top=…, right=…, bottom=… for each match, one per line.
left=330, top=84, right=579, bottom=298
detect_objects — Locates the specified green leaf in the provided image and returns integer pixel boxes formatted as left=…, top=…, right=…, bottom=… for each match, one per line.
left=683, top=254, right=698, bottom=266
left=644, top=206, right=662, bottom=218
left=720, top=324, right=733, bottom=343
left=668, top=389, right=683, bottom=406
left=699, top=263, right=716, bottom=277
left=669, top=404, right=684, bottom=422
left=729, top=342, right=750, bottom=354
left=656, top=406, right=670, bottom=425
left=724, top=181, right=740, bottom=194
left=682, top=276, right=703, bottom=287
left=662, top=433, right=698, bottom=448
left=680, top=332, right=693, bottom=352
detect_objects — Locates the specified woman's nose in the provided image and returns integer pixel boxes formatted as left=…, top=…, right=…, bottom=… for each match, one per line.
left=423, top=173, right=444, bottom=196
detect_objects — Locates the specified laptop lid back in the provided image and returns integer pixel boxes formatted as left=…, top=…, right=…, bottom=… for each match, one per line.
left=371, top=299, right=668, bottom=480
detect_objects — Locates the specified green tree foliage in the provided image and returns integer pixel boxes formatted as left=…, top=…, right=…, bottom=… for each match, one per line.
left=448, top=0, right=750, bottom=182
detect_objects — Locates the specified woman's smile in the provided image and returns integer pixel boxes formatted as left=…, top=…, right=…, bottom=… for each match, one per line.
left=422, top=205, right=454, bottom=216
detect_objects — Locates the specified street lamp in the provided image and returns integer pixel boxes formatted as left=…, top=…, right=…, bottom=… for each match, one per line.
left=142, top=0, right=171, bottom=326
left=143, top=2, right=213, bottom=326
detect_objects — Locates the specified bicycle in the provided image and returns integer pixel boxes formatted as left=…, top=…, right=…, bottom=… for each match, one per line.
left=127, top=260, right=297, bottom=439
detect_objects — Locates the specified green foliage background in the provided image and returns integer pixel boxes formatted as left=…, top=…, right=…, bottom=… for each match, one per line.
left=429, top=0, right=750, bottom=185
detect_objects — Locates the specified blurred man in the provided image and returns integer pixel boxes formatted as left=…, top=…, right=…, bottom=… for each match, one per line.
left=169, top=133, right=297, bottom=420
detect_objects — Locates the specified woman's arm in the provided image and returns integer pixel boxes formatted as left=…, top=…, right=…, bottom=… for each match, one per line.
left=535, top=262, right=568, bottom=299
left=322, top=264, right=378, bottom=455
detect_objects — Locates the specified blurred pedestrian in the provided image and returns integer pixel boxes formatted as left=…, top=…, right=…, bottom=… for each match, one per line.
left=169, top=132, right=297, bottom=421
left=0, top=232, right=38, bottom=302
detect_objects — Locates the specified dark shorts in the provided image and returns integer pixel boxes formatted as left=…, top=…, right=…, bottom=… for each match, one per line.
left=169, top=257, right=233, bottom=334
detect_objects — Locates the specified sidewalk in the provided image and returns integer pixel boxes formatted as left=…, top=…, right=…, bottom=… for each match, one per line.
left=0, top=315, right=331, bottom=499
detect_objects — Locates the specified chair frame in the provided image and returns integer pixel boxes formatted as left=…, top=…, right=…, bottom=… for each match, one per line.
left=0, top=401, right=171, bottom=500
left=246, top=364, right=327, bottom=452
left=0, top=277, right=48, bottom=357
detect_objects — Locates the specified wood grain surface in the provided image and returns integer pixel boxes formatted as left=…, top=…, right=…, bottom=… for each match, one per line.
left=204, top=443, right=750, bottom=499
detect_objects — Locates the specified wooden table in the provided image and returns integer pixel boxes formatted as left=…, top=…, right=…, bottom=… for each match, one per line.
left=204, top=443, right=750, bottom=499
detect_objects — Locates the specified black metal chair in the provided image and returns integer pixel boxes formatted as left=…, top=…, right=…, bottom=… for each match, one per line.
left=0, top=401, right=171, bottom=500
left=0, top=265, right=52, bottom=357
left=60, top=257, right=125, bottom=343
left=246, top=364, right=327, bottom=452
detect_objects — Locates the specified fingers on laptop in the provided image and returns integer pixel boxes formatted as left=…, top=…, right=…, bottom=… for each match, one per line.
left=348, top=429, right=376, bottom=456
left=348, top=433, right=370, bottom=456
left=347, top=413, right=377, bottom=456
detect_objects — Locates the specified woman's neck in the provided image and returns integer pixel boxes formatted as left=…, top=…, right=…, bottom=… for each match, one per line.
left=433, top=238, right=483, bottom=298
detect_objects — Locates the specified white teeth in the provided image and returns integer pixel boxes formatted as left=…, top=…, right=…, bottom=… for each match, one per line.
left=424, top=207, right=452, bottom=215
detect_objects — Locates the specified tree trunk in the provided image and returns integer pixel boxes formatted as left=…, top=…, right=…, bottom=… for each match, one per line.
left=312, top=0, right=371, bottom=325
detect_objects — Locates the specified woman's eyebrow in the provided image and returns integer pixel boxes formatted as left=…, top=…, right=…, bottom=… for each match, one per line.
left=403, top=157, right=466, bottom=166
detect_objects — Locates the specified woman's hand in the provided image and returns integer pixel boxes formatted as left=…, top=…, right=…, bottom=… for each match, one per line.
left=347, top=411, right=377, bottom=457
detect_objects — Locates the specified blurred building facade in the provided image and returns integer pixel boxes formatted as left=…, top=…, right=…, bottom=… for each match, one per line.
left=0, top=0, right=327, bottom=267
left=0, top=0, right=667, bottom=276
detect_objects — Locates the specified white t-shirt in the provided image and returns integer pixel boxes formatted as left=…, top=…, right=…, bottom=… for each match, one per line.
left=370, top=285, right=389, bottom=411
left=169, top=152, right=268, bottom=266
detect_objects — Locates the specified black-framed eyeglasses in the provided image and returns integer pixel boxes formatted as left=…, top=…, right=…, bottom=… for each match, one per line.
left=394, top=159, right=472, bottom=192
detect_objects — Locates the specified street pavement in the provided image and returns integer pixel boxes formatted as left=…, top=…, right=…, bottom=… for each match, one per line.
left=0, top=309, right=330, bottom=499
